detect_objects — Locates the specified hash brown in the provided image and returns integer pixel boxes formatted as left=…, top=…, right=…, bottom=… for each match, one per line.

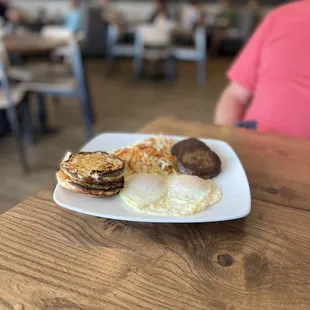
left=112, top=136, right=178, bottom=177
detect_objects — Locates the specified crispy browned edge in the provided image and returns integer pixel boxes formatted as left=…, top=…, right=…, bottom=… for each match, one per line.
left=60, top=151, right=125, bottom=184
left=56, top=169, right=122, bottom=197
left=65, top=174, right=124, bottom=189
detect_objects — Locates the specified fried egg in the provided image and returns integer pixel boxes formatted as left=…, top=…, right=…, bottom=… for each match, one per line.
left=120, top=173, right=222, bottom=216
left=166, top=175, right=222, bottom=216
left=120, top=173, right=167, bottom=212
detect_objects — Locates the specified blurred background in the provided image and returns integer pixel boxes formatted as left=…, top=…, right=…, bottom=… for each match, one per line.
left=0, top=0, right=289, bottom=213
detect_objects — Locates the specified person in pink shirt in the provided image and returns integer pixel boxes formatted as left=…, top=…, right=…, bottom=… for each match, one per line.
left=214, top=0, right=310, bottom=138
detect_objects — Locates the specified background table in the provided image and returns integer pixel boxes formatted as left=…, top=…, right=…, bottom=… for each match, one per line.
left=4, top=33, right=68, bottom=55
left=0, top=117, right=310, bottom=310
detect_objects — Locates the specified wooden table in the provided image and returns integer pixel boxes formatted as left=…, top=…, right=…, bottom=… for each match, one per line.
left=3, top=33, right=68, bottom=55
left=1, top=117, right=310, bottom=310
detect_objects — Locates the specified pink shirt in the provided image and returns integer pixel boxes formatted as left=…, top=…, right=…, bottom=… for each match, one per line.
left=228, top=0, right=310, bottom=138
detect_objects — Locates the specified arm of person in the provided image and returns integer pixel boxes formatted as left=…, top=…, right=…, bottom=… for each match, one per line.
left=214, top=81, right=252, bottom=126
left=213, top=12, right=274, bottom=126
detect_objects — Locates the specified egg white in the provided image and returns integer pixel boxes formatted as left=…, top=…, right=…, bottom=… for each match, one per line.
left=120, top=173, right=167, bottom=211
left=120, top=173, right=222, bottom=216
left=166, top=175, right=222, bottom=216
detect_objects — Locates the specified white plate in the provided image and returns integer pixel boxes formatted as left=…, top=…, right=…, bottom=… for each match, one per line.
left=53, top=133, right=251, bottom=223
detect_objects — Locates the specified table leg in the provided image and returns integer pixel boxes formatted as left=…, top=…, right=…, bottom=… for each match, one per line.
left=81, top=59, right=95, bottom=124
left=36, top=93, right=58, bottom=135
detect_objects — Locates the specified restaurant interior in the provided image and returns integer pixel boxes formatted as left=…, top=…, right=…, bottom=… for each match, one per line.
left=0, top=0, right=285, bottom=213
left=2, top=0, right=310, bottom=309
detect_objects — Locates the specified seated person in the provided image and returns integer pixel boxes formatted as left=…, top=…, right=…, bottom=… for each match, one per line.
left=0, top=0, right=9, bottom=21
left=148, top=0, right=171, bottom=24
left=4, top=7, right=28, bottom=35
left=98, top=0, right=126, bottom=41
left=214, top=0, right=310, bottom=138
left=98, top=0, right=124, bottom=26
left=172, top=1, right=205, bottom=46
left=215, top=0, right=236, bottom=28
left=180, top=1, right=205, bottom=31
left=64, top=0, right=82, bottom=33
left=211, top=0, right=237, bottom=56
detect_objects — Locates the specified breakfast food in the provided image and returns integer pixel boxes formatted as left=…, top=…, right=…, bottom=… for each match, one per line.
left=120, top=173, right=222, bottom=216
left=178, top=148, right=221, bottom=179
left=56, top=169, right=123, bottom=197
left=171, top=138, right=209, bottom=156
left=61, top=152, right=124, bottom=183
left=171, top=138, right=221, bottom=179
left=120, top=173, right=166, bottom=209
left=57, top=151, right=125, bottom=197
left=56, top=135, right=223, bottom=216
left=112, top=136, right=178, bottom=177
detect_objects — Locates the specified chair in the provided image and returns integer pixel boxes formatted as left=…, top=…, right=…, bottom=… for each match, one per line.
left=25, top=40, right=93, bottom=141
left=217, top=7, right=259, bottom=57
left=168, top=26, right=207, bottom=84
left=106, top=23, right=142, bottom=77
left=10, top=27, right=94, bottom=141
left=133, top=23, right=172, bottom=79
left=0, top=43, right=32, bottom=172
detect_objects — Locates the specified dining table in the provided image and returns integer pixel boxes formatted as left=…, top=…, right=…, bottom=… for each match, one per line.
left=0, top=116, right=309, bottom=310
left=3, top=33, right=69, bottom=55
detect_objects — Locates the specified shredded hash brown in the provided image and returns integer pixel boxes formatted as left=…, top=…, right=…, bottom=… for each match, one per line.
left=112, top=136, right=178, bottom=177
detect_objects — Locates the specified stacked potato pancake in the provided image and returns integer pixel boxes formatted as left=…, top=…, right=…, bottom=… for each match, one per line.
left=56, top=152, right=125, bottom=197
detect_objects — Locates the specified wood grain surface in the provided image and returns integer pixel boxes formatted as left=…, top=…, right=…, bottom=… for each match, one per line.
left=1, top=117, right=310, bottom=310
left=4, top=34, right=67, bottom=55
left=140, top=116, right=310, bottom=212
left=0, top=190, right=310, bottom=310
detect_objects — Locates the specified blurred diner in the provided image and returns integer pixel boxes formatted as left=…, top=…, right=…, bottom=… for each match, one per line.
left=180, top=1, right=205, bottom=31
left=171, top=1, right=205, bottom=47
left=4, top=7, right=26, bottom=34
left=0, top=0, right=9, bottom=21
left=210, top=0, right=237, bottom=56
left=148, top=0, right=171, bottom=23
left=214, top=0, right=310, bottom=138
left=64, top=0, right=83, bottom=33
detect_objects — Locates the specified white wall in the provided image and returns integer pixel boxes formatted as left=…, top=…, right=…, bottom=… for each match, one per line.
left=12, top=0, right=272, bottom=21
left=12, top=0, right=69, bottom=19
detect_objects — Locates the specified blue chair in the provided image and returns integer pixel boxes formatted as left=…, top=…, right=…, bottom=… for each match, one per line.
left=21, top=39, right=94, bottom=141
left=106, top=23, right=143, bottom=77
left=0, top=55, right=32, bottom=172
left=168, top=27, right=207, bottom=84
